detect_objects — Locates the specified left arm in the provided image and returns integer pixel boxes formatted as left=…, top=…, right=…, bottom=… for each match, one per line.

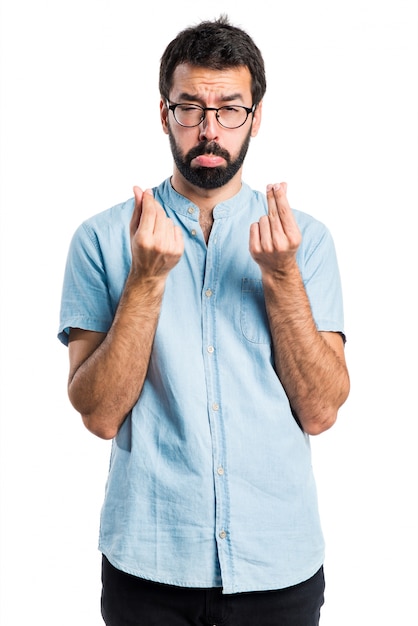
left=250, top=183, right=350, bottom=435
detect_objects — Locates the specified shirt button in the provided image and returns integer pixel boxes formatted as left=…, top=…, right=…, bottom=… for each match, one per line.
left=219, top=530, right=227, bottom=540
left=212, top=403, right=219, bottom=411
left=188, top=206, right=195, bottom=214
left=207, top=346, right=214, bottom=353
left=217, top=467, right=224, bottom=476
left=205, top=288, right=213, bottom=297
left=191, top=229, right=197, bottom=236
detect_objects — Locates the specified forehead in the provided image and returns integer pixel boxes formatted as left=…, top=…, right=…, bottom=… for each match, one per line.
left=170, top=63, right=252, bottom=102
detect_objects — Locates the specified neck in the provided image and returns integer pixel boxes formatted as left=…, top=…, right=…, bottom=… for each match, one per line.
left=170, top=170, right=242, bottom=215
left=170, top=171, right=242, bottom=244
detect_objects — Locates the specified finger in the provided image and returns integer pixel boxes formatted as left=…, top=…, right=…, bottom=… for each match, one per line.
left=153, top=204, right=173, bottom=240
left=249, top=222, right=262, bottom=256
left=130, top=186, right=144, bottom=236
left=266, top=183, right=280, bottom=218
left=138, top=189, right=159, bottom=234
left=257, top=214, right=276, bottom=251
left=273, top=183, right=301, bottom=241
left=133, top=185, right=143, bottom=200
left=266, top=184, right=288, bottom=242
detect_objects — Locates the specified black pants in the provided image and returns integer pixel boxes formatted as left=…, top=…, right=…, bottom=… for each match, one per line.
left=101, top=556, right=325, bottom=626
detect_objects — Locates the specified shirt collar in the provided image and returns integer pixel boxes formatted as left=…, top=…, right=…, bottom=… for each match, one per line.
left=158, top=177, right=253, bottom=220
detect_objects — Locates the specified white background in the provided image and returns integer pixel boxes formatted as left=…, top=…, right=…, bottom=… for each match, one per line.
left=0, top=0, right=417, bottom=624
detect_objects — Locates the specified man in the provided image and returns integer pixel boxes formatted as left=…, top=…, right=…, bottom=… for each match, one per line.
left=58, top=15, right=350, bottom=626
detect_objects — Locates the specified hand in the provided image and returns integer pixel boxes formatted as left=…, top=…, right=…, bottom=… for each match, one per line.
left=249, top=183, right=302, bottom=276
left=130, top=186, right=184, bottom=280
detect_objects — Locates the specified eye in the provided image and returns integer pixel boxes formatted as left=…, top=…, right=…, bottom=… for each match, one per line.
left=178, top=104, right=202, bottom=112
left=221, top=106, right=241, bottom=113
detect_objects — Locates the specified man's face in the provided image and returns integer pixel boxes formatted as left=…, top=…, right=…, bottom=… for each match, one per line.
left=161, top=63, right=262, bottom=191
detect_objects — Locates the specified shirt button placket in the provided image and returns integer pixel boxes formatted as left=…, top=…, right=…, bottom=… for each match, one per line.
left=188, top=206, right=197, bottom=237
left=203, top=237, right=230, bottom=583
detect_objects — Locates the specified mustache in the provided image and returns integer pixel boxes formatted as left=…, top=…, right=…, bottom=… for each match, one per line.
left=186, top=141, right=230, bottom=162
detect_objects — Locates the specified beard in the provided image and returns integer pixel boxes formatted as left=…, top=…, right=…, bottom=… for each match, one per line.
left=168, top=125, right=252, bottom=190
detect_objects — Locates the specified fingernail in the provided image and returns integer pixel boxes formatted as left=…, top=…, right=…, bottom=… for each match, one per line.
left=266, top=184, right=273, bottom=193
left=144, top=188, right=154, bottom=196
left=273, top=183, right=282, bottom=192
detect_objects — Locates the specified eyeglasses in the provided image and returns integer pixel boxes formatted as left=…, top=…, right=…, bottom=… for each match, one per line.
left=167, top=101, right=255, bottom=129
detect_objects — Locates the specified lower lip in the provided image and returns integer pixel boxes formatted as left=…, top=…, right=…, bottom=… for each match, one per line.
left=192, top=155, right=225, bottom=168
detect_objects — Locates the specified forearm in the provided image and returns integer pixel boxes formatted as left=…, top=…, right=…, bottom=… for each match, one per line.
left=263, top=264, right=350, bottom=435
left=68, top=275, right=165, bottom=439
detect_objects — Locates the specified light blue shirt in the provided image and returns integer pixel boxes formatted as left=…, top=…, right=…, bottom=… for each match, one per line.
left=58, top=178, right=345, bottom=594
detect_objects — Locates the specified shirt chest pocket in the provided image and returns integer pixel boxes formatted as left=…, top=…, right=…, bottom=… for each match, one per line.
left=240, top=278, right=272, bottom=344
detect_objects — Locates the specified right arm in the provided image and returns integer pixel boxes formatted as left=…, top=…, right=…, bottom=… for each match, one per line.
left=67, top=187, right=184, bottom=439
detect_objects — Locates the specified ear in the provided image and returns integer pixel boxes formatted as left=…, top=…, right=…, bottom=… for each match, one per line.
left=160, top=99, right=169, bottom=135
left=250, top=100, right=263, bottom=137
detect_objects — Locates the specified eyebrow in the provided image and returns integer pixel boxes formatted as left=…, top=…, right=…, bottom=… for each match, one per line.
left=175, top=92, right=245, bottom=104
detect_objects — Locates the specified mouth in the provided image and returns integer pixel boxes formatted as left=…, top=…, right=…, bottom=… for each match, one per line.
left=191, top=154, right=226, bottom=168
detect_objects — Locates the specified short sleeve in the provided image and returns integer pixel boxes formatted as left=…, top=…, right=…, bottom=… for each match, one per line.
left=58, top=222, right=115, bottom=346
left=296, top=216, right=346, bottom=340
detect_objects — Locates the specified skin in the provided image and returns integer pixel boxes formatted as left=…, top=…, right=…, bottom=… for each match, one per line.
left=68, top=62, right=349, bottom=439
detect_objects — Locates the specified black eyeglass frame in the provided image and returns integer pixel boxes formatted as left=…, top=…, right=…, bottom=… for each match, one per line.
left=166, top=101, right=256, bottom=129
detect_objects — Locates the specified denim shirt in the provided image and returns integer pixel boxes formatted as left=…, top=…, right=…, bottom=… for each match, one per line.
left=58, top=178, right=345, bottom=594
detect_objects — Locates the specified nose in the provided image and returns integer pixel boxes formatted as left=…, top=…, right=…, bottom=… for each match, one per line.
left=198, top=109, right=219, bottom=142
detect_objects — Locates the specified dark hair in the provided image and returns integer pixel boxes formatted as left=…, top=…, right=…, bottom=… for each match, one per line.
left=159, top=15, right=266, bottom=106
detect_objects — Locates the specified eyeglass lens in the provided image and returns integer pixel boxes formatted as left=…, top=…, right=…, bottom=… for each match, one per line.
left=173, top=105, right=250, bottom=129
